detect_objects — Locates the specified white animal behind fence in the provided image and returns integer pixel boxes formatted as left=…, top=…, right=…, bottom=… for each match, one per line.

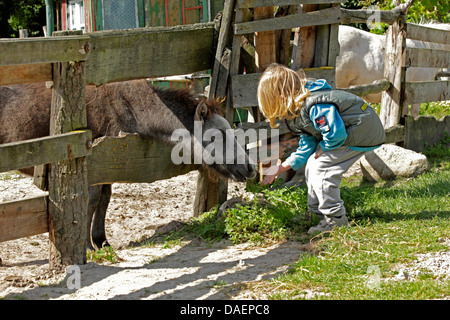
left=336, top=23, right=450, bottom=117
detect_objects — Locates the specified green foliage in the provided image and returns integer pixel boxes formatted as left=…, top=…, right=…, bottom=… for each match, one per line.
left=0, top=0, right=46, bottom=37
left=87, top=246, right=121, bottom=264
left=179, top=185, right=310, bottom=245
left=341, top=0, right=449, bottom=25
left=408, top=0, right=450, bottom=23
left=422, top=133, right=450, bottom=168
left=419, top=101, right=450, bottom=120
left=224, top=203, right=286, bottom=244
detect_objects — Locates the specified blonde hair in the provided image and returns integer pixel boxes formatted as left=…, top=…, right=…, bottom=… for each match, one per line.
left=257, top=63, right=310, bottom=128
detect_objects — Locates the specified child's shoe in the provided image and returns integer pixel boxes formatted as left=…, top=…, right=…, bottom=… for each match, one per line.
left=307, top=215, right=349, bottom=235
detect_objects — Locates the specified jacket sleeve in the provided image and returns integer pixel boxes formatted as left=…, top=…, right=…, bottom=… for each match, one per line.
left=309, top=103, right=347, bottom=152
left=284, top=134, right=318, bottom=171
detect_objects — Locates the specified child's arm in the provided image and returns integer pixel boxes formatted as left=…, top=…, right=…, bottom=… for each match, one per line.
left=261, top=161, right=292, bottom=186
left=309, top=104, right=347, bottom=152
left=284, top=134, right=319, bottom=170
left=261, top=134, right=318, bottom=186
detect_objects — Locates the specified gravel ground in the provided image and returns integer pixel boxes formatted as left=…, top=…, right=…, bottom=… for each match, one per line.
left=0, top=171, right=448, bottom=300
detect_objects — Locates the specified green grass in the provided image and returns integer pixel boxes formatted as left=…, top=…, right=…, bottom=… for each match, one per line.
left=262, top=136, right=450, bottom=300
left=172, top=183, right=311, bottom=246
left=370, top=101, right=450, bottom=120
left=165, top=134, right=450, bottom=299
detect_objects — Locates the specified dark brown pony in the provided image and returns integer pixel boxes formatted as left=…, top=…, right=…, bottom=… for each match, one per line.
left=0, top=79, right=256, bottom=249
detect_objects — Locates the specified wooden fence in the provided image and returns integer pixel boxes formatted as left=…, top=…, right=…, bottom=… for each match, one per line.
left=0, top=22, right=215, bottom=269
left=341, top=6, right=449, bottom=134
left=1, top=2, right=448, bottom=269
left=380, top=19, right=450, bottom=129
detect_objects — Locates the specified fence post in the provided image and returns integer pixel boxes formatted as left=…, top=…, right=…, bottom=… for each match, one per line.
left=379, top=15, right=407, bottom=129
left=48, top=30, right=89, bottom=270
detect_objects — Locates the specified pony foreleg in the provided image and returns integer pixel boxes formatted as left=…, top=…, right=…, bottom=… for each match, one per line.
left=90, top=184, right=112, bottom=250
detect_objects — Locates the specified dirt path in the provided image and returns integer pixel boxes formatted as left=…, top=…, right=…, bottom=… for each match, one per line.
left=2, top=170, right=448, bottom=300
left=0, top=171, right=307, bottom=300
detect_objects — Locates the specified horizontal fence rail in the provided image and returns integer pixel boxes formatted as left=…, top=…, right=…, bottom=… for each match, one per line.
left=231, top=67, right=335, bottom=108
left=0, top=22, right=216, bottom=86
left=340, top=8, right=403, bottom=25
left=403, top=23, right=450, bottom=105
left=0, top=130, right=92, bottom=173
left=234, top=6, right=341, bottom=35
left=0, top=196, right=48, bottom=243
left=87, top=133, right=199, bottom=186
left=406, top=23, right=450, bottom=44
left=403, top=80, right=450, bottom=105
left=237, top=0, right=342, bottom=8
left=404, top=47, right=450, bottom=68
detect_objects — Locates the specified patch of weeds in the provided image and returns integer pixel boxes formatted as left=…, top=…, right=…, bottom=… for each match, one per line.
left=423, top=133, right=450, bottom=168
left=175, top=185, right=311, bottom=246
left=224, top=203, right=287, bottom=245
left=212, top=280, right=228, bottom=288
left=87, top=246, right=122, bottom=264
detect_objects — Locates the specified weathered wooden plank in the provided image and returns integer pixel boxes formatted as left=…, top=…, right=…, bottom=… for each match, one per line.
left=0, top=23, right=216, bottom=86
left=384, top=125, right=405, bottom=144
left=237, top=0, right=341, bottom=8
left=248, top=136, right=299, bottom=164
left=341, top=8, right=401, bottom=25
left=237, top=120, right=290, bottom=142
left=0, top=35, right=91, bottom=66
left=404, top=47, right=450, bottom=68
left=227, top=9, right=245, bottom=124
left=314, top=24, right=330, bottom=67
left=291, top=4, right=318, bottom=70
left=405, top=115, right=450, bottom=152
left=0, top=131, right=92, bottom=173
left=231, top=67, right=335, bottom=108
left=85, top=23, right=215, bottom=85
left=380, top=16, right=407, bottom=128
left=407, top=23, right=450, bottom=45
left=0, top=196, right=49, bottom=243
left=254, top=6, right=277, bottom=71
left=234, top=6, right=341, bottom=35
left=87, top=133, right=199, bottom=185
left=339, top=79, right=390, bottom=97
left=0, top=63, right=52, bottom=85
left=239, top=122, right=406, bottom=148
left=327, top=4, right=341, bottom=69
left=209, top=0, right=236, bottom=100
left=313, top=3, right=333, bottom=68
left=403, top=80, right=450, bottom=105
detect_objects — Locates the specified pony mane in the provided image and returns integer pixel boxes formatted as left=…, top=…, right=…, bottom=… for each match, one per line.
left=153, top=86, right=224, bottom=119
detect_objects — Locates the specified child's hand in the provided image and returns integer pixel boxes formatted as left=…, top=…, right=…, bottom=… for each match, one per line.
left=261, top=165, right=280, bottom=186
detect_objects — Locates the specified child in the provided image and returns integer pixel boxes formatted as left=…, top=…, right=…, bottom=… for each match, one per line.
left=257, top=63, right=385, bottom=235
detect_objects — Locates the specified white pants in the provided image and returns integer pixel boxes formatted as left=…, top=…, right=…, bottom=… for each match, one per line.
left=305, top=146, right=365, bottom=218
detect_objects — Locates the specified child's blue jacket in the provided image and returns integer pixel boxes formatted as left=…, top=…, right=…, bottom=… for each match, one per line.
left=285, top=79, right=380, bottom=171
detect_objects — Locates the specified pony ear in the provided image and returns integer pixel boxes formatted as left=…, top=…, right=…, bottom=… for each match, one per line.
left=194, top=101, right=209, bottom=122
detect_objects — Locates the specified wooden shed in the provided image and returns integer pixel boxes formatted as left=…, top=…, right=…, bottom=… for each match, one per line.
left=48, top=0, right=223, bottom=33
